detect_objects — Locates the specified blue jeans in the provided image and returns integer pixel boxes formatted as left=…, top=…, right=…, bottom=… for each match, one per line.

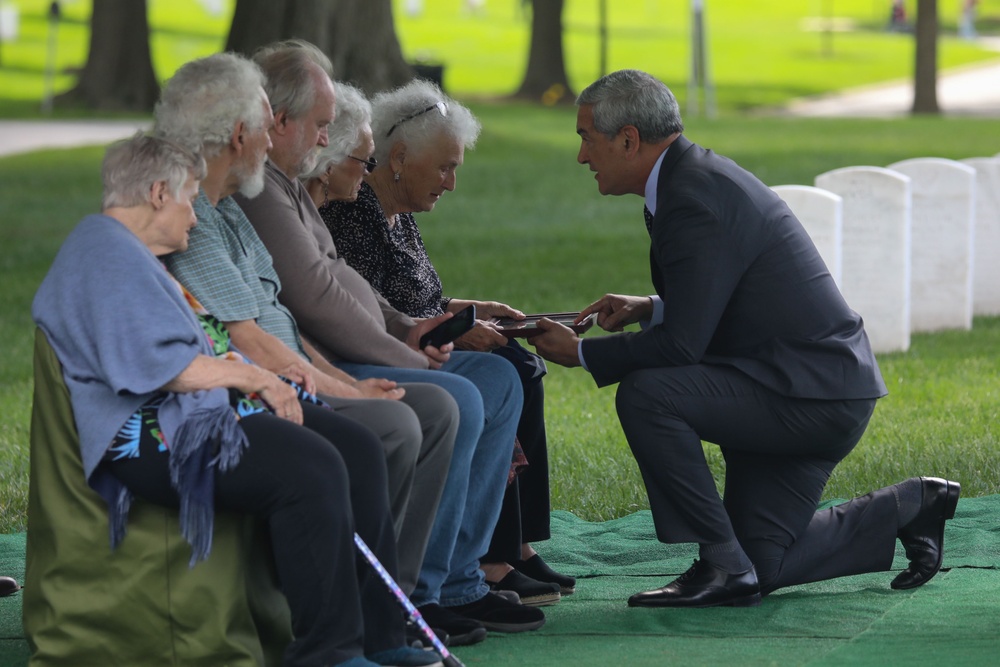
left=337, top=350, right=522, bottom=606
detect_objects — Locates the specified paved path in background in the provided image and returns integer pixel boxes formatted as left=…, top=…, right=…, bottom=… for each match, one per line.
left=781, top=57, right=1000, bottom=118
left=0, top=118, right=149, bottom=158
left=1, top=42, right=1000, bottom=159
left=780, top=36, right=1000, bottom=118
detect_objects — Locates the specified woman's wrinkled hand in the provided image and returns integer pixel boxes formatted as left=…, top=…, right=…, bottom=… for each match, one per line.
left=256, top=367, right=303, bottom=424
left=275, top=360, right=317, bottom=396
left=454, top=319, right=508, bottom=351
left=467, top=300, right=524, bottom=320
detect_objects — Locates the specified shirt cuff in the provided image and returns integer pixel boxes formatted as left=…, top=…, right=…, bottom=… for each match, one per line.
left=577, top=339, right=590, bottom=372
left=640, top=295, right=664, bottom=330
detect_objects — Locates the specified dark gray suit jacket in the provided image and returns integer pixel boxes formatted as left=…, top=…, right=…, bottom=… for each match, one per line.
left=583, top=135, right=887, bottom=401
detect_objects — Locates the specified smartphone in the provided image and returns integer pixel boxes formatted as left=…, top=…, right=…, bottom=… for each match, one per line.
left=419, top=304, right=476, bottom=349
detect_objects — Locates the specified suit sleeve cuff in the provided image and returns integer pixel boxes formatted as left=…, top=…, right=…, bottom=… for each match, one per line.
left=640, top=295, right=664, bottom=330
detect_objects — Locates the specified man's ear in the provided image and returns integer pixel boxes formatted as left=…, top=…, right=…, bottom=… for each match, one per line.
left=272, top=109, right=291, bottom=136
left=622, top=125, right=641, bottom=157
left=231, top=121, right=246, bottom=154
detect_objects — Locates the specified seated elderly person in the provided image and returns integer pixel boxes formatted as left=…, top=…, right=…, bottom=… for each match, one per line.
left=234, top=40, right=541, bottom=643
left=304, top=80, right=575, bottom=605
left=31, top=133, right=441, bottom=667
left=156, top=52, right=459, bottom=600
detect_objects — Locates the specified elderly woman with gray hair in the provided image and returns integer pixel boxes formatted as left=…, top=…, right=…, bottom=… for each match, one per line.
left=304, top=80, right=575, bottom=615
left=32, top=133, right=442, bottom=667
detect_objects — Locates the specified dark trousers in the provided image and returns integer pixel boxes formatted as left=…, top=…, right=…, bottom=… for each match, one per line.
left=484, top=374, right=551, bottom=562
left=106, top=402, right=403, bottom=667
left=615, top=364, right=896, bottom=595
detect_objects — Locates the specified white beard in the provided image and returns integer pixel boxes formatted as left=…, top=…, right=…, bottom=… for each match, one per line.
left=236, top=155, right=267, bottom=199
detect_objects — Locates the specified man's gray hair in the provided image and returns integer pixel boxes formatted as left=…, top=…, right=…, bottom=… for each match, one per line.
left=154, top=53, right=267, bottom=159
left=301, top=82, right=372, bottom=181
left=369, top=78, right=481, bottom=164
left=101, top=132, right=205, bottom=210
left=576, top=69, right=683, bottom=142
left=253, top=39, right=333, bottom=120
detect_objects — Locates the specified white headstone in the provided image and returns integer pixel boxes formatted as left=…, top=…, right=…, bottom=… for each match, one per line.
left=0, top=5, right=20, bottom=42
left=887, top=158, right=975, bottom=333
left=771, top=185, right=843, bottom=287
left=961, top=157, right=1000, bottom=315
left=815, top=166, right=911, bottom=354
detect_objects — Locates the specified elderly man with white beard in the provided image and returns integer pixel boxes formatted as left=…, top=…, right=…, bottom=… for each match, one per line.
left=156, top=53, right=460, bottom=611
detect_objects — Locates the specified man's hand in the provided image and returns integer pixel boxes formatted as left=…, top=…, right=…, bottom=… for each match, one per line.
left=579, top=293, right=652, bottom=332
left=526, top=318, right=581, bottom=368
left=408, top=313, right=454, bottom=369
left=455, top=319, right=508, bottom=352
left=352, top=378, right=406, bottom=400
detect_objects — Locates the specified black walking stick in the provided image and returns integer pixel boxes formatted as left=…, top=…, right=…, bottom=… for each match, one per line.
left=354, top=533, right=466, bottom=667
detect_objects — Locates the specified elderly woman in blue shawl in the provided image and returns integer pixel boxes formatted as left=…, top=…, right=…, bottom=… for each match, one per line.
left=32, top=134, right=441, bottom=667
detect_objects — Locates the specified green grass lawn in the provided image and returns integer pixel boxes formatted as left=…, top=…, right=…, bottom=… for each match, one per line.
left=2, top=111, right=1000, bottom=532
left=1, top=0, right=999, bottom=533
left=1, top=0, right=999, bottom=115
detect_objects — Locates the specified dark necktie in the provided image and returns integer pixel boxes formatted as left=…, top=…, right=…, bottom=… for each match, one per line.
left=643, top=205, right=654, bottom=235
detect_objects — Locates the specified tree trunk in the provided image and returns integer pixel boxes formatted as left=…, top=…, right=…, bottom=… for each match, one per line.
left=226, top=0, right=330, bottom=57
left=912, top=0, right=940, bottom=114
left=56, top=0, right=158, bottom=111
left=515, top=0, right=573, bottom=103
left=226, top=0, right=411, bottom=93
left=327, top=0, right=413, bottom=93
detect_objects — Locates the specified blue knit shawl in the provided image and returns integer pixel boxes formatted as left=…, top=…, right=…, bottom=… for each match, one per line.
left=32, top=214, right=248, bottom=564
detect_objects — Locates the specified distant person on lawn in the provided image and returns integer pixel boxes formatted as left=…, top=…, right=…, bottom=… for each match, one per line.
left=529, top=68, right=961, bottom=608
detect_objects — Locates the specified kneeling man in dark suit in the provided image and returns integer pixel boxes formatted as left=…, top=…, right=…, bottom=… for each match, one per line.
left=530, top=69, right=960, bottom=608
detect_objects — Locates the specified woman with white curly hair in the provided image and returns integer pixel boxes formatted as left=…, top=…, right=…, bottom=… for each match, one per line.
left=305, top=79, right=574, bottom=640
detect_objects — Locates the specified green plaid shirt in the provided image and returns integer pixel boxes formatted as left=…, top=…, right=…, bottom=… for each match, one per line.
left=165, top=190, right=307, bottom=359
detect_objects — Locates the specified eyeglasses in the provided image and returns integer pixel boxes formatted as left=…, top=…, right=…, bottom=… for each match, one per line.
left=347, top=155, right=378, bottom=173
left=386, top=101, right=448, bottom=137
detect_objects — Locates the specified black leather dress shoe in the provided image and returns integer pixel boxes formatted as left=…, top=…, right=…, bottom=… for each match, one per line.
left=627, top=559, right=761, bottom=608
left=891, top=477, right=961, bottom=590
left=0, top=576, right=20, bottom=597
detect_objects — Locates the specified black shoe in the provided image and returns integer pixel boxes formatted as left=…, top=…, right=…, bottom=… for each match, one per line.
left=488, top=569, right=560, bottom=607
left=450, top=592, right=546, bottom=633
left=627, top=559, right=761, bottom=608
left=406, top=620, right=449, bottom=649
left=0, top=577, right=20, bottom=597
left=891, top=477, right=961, bottom=590
left=416, top=604, right=487, bottom=647
left=512, top=553, right=577, bottom=594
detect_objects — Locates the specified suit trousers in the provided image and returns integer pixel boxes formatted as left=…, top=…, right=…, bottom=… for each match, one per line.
left=320, top=383, right=458, bottom=594
left=615, top=364, right=897, bottom=594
